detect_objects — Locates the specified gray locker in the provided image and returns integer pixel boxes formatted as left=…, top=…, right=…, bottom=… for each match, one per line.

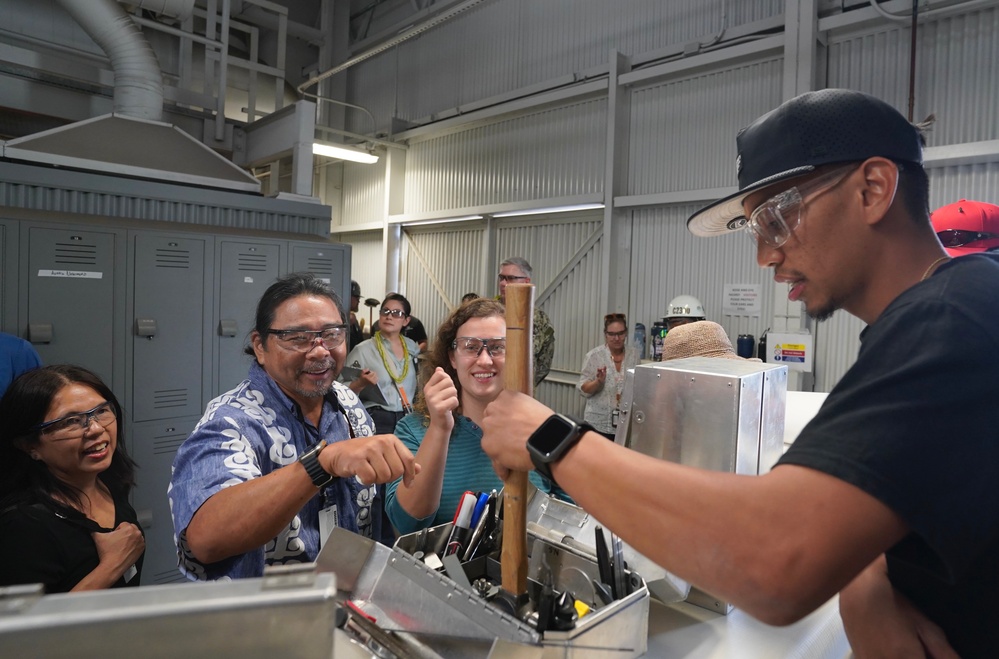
left=130, top=416, right=200, bottom=585
left=216, top=239, right=282, bottom=394
left=24, top=226, right=119, bottom=384
left=290, top=241, right=351, bottom=308
left=0, top=219, right=16, bottom=334
left=130, top=233, right=209, bottom=422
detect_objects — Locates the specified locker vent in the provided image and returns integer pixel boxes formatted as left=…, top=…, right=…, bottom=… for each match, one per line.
left=53, top=242, right=98, bottom=265
left=155, top=248, right=191, bottom=269
left=153, top=389, right=189, bottom=411
left=238, top=252, right=270, bottom=271
left=304, top=258, right=333, bottom=275
left=152, top=432, right=188, bottom=456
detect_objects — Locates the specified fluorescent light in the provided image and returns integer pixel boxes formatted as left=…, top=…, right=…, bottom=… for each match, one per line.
left=399, top=215, right=484, bottom=226
left=312, top=141, right=379, bottom=164
left=492, top=203, right=604, bottom=218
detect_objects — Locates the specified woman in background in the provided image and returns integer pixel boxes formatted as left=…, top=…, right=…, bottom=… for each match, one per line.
left=344, top=293, right=421, bottom=435
left=0, top=365, right=144, bottom=592
left=385, top=298, right=559, bottom=534
left=577, top=313, right=640, bottom=439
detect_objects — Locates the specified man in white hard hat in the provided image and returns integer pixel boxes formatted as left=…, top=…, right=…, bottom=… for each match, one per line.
left=664, top=294, right=706, bottom=332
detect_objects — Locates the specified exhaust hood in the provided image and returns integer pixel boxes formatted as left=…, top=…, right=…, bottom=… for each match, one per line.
left=2, top=114, right=261, bottom=193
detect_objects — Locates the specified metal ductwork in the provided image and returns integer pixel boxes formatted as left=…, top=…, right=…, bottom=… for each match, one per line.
left=3, top=0, right=260, bottom=193
left=55, top=0, right=171, bottom=122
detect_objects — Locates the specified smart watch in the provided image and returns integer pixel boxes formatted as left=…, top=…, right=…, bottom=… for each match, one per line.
left=527, top=414, right=594, bottom=483
left=299, top=440, right=335, bottom=488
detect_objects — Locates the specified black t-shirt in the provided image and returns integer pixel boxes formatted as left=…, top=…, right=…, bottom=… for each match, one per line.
left=778, top=253, right=999, bottom=656
left=0, top=493, right=145, bottom=593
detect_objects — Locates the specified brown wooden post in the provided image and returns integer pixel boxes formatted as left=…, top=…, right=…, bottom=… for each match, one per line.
left=501, top=283, right=534, bottom=598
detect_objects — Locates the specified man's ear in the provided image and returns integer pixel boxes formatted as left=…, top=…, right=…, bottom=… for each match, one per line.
left=858, top=157, right=900, bottom=226
left=251, top=331, right=266, bottom=363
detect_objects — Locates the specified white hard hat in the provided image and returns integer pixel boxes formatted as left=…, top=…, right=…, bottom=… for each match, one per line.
left=666, top=295, right=705, bottom=320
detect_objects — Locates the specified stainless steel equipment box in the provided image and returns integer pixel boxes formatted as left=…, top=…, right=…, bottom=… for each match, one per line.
left=0, top=572, right=340, bottom=658
left=616, top=357, right=788, bottom=613
left=319, top=486, right=658, bottom=659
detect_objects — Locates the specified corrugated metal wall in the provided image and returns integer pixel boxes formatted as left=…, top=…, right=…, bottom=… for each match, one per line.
left=628, top=56, right=784, bottom=194
left=404, top=99, right=606, bottom=213
left=631, top=204, right=775, bottom=349
left=349, top=0, right=784, bottom=131
left=827, top=7, right=999, bottom=145
left=341, top=160, right=387, bottom=226
left=401, top=222, right=486, bottom=331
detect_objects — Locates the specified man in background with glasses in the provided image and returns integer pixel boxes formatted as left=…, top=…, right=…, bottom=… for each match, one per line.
left=170, top=273, right=418, bottom=581
left=497, top=256, right=555, bottom=387
left=930, top=198, right=999, bottom=257
left=482, top=89, right=999, bottom=656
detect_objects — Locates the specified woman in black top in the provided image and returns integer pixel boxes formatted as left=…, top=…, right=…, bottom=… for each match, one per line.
left=0, top=365, right=144, bottom=592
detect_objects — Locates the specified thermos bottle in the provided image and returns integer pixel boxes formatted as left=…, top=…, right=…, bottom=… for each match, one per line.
left=633, top=323, right=646, bottom=360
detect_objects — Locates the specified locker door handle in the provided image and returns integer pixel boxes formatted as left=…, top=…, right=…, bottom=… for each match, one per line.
left=219, top=319, right=238, bottom=337
left=28, top=323, right=53, bottom=344
left=135, top=318, right=157, bottom=338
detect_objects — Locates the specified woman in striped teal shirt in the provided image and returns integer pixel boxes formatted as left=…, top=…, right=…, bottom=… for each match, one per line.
left=384, top=298, right=554, bottom=534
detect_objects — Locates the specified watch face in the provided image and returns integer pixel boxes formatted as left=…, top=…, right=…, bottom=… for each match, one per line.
left=530, top=414, right=575, bottom=455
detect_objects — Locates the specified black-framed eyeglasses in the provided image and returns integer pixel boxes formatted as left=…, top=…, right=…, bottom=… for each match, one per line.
left=745, top=164, right=859, bottom=248
left=451, top=336, right=506, bottom=358
left=35, top=402, right=116, bottom=438
left=936, top=229, right=999, bottom=248
left=497, top=274, right=529, bottom=283
left=379, top=308, right=408, bottom=318
left=604, top=330, right=627, bottom=338
left=267, top=326, right=347, bottom=352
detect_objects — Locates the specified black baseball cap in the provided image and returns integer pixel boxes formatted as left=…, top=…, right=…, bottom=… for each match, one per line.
left=687, top=89, right=925, bottom=237
left=350, top=280, right=361, bottom=297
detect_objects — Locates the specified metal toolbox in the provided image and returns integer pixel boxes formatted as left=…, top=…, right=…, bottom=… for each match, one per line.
left=317, top=487, right=654, bottom=659
left=0, top=571, right=340, bottom=658
left=616, top=356, right=787, bottom=613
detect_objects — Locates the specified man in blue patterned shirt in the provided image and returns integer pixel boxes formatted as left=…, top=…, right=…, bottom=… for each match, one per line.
left=169, top=273, right=418, bottom=580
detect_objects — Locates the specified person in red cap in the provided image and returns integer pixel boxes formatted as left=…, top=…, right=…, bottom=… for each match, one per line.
left=930, top=199, right=999, bottom=257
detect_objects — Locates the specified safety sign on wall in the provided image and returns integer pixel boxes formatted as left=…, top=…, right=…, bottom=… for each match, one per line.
left=765, top=331, right=813, bottom=372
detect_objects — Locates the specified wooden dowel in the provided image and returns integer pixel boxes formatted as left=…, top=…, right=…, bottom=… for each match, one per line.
left=501, top=283, right=534, bottom=597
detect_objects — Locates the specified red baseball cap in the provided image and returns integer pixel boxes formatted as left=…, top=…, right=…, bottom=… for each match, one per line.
left=930, top=199, right=999, bottom=257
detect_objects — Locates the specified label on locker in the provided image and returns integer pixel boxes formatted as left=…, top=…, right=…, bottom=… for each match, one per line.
left=37, top=269, right=103, bottom=279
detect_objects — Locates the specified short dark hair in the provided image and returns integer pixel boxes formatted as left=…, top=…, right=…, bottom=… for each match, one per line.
left=245, top=272, right=345, bottom=355
left=382, top=292, right=411, bottom=317
left=413, top=298, right=505, bottom=419
left=0, top=365, right=136, bottom=512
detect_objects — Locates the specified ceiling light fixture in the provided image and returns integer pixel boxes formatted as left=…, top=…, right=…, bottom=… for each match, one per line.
left=492, top=203, right=604, bottom=218
left=312, top=141, right=379, bottom=164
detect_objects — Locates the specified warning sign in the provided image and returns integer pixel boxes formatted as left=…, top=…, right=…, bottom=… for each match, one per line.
left=774, top=344, right=806, bottom=363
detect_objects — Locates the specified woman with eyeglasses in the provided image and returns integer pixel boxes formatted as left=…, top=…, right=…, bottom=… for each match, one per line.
left=578, top=313, right=640, bottom=439
left=343, top=293, right=422, bottom=436
left=0, top=365, right=144, bottom=592
left=384, top=298, right=559, bottom=534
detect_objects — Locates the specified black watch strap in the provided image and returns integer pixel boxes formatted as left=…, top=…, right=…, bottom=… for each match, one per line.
left=527, top=414, right=594, bottom=483
left=300, top=440, right=335, bottom=488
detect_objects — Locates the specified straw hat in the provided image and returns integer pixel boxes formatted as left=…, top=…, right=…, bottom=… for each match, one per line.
left=661, top=321, right=751, bottom=361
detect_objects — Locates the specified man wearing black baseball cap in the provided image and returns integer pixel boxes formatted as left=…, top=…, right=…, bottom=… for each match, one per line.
left=482, top=89, right=998, bottom=656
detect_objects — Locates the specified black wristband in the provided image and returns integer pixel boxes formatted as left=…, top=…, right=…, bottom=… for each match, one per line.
left=299, top=440, right=335, bottom=488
